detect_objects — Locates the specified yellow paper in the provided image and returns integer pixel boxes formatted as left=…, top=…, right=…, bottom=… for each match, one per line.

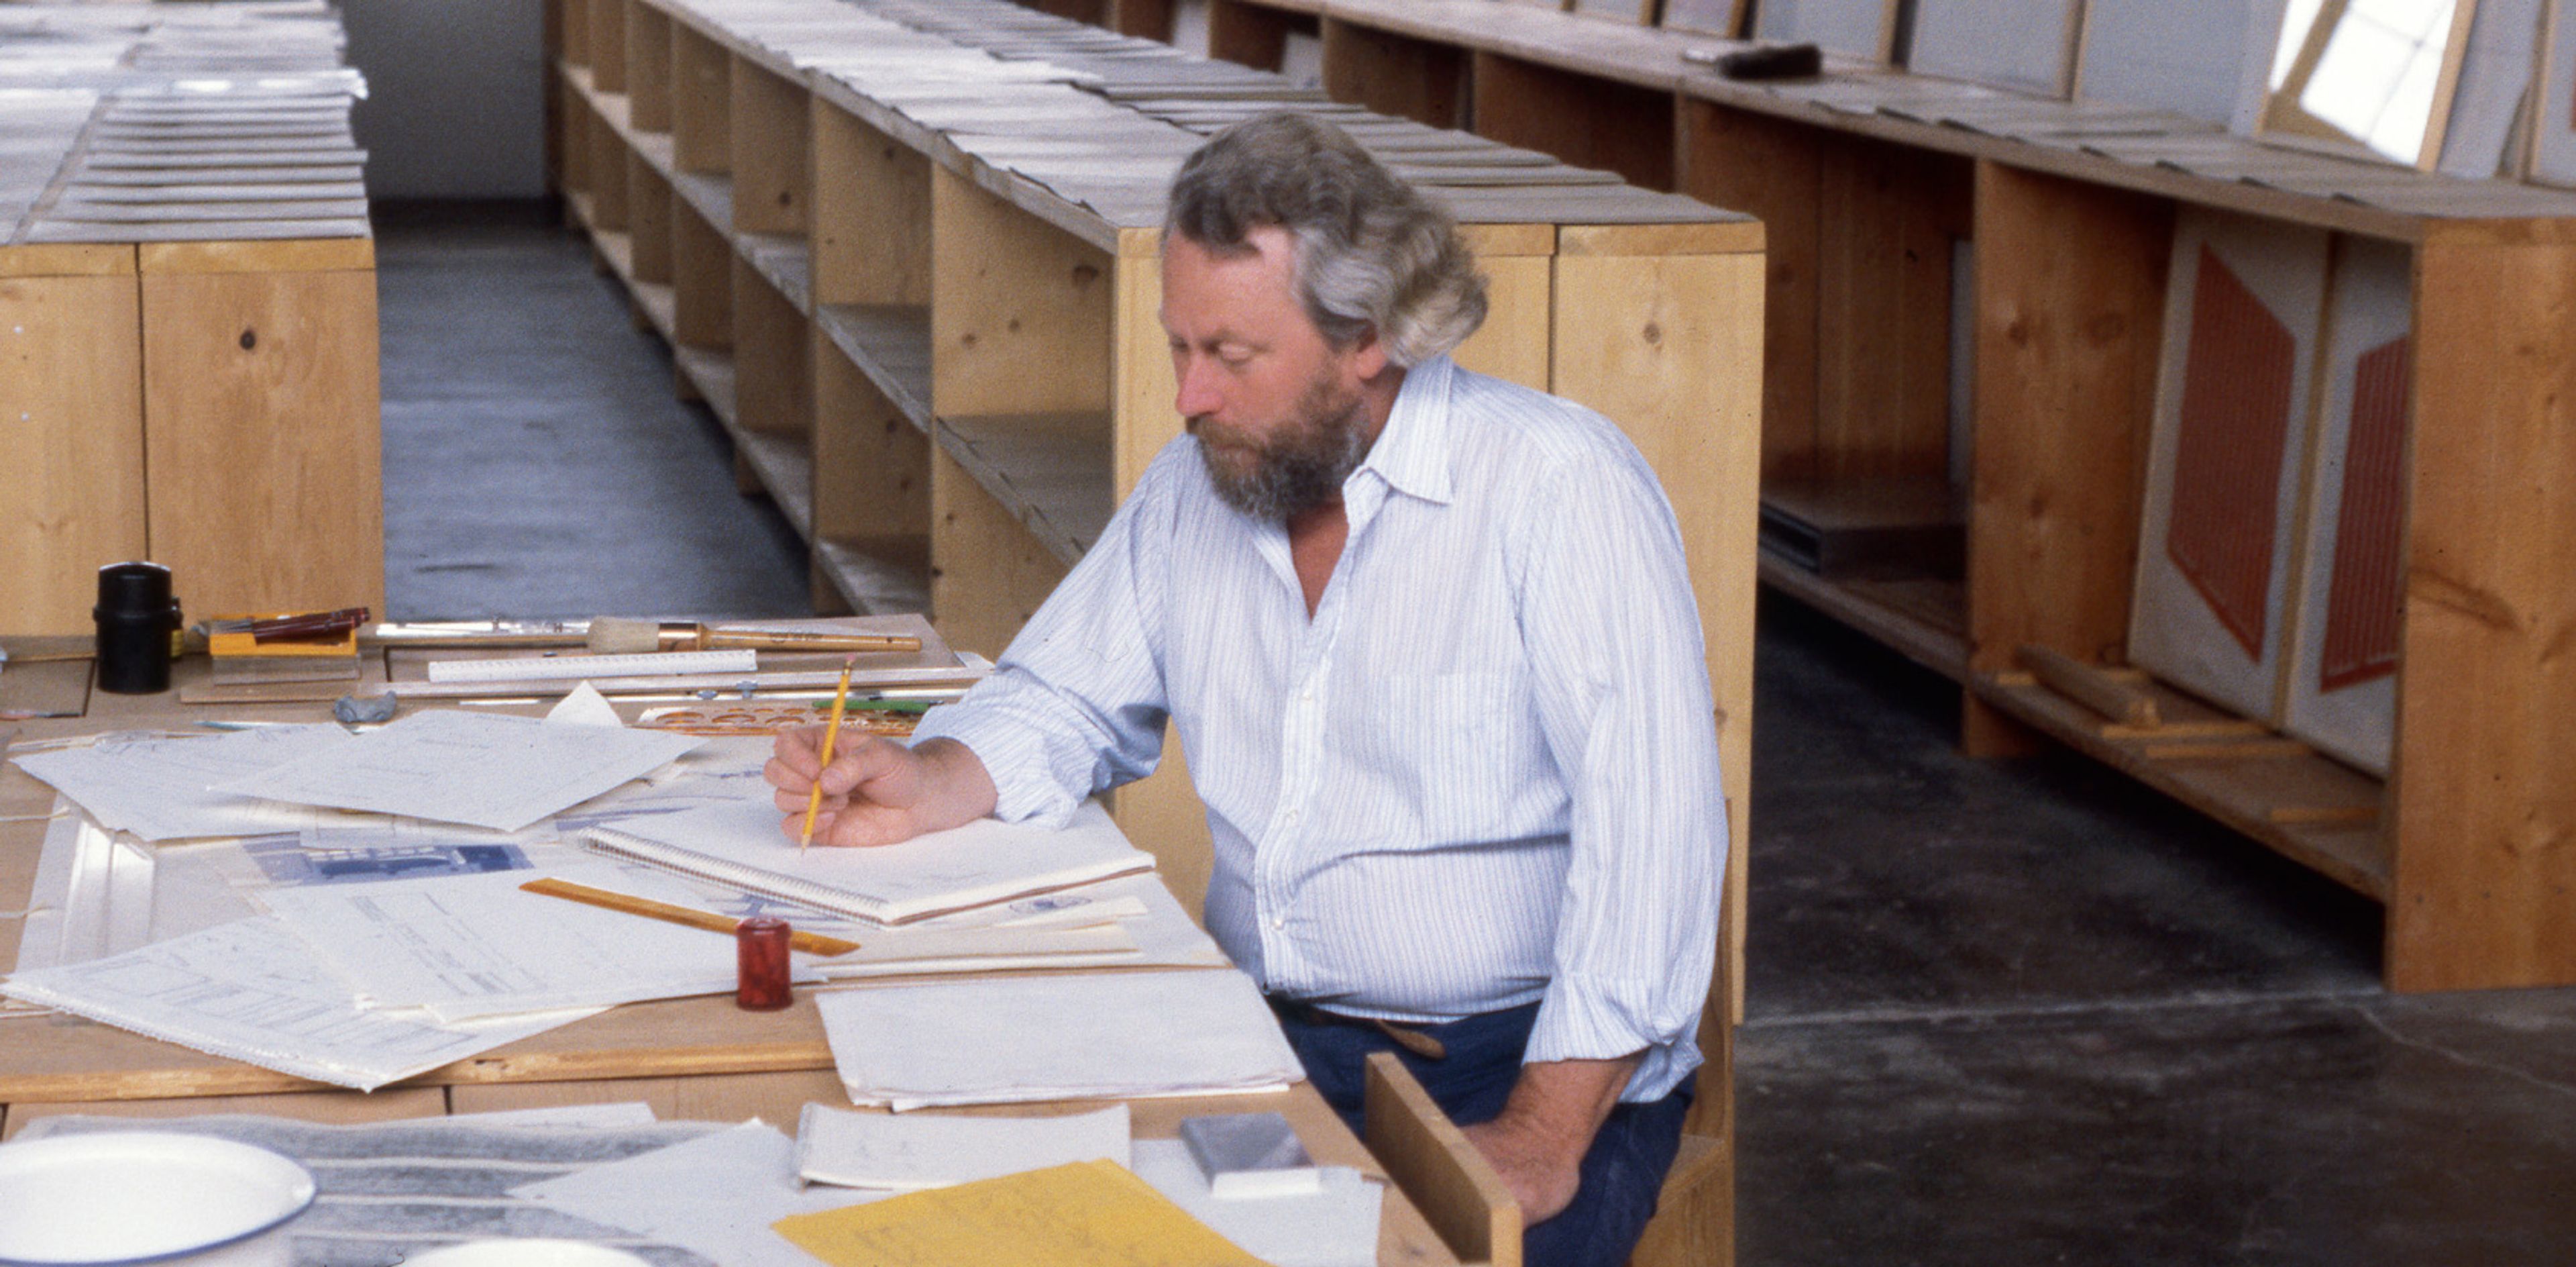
left=771, top=1158, right=1269, bottom=1267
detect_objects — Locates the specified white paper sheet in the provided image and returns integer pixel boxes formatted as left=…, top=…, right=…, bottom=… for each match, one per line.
left=794, top=1103, right=1130, bottom=1191
left=11, top=724, right=360, bottom=841
left=1132, top=1138, right=1382, bottom=1267
left=220, top=709, right=700, bottom=832
left=543, top=681, right=627, bottom=727
left=807, top=921, right=1140, bottom=980
left=256, top=864, right=771, bottom=1022
left=580, top=797, right=1152, bottom=924
left=817, top=970, right=1303, bottom=1111
left=0, top=916, right=592, bottom=1091
left=513, top=1121, right=882, bottom=1267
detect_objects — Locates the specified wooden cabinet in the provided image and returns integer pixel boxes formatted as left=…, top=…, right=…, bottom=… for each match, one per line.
left=0, top=8, right=380, bottom=634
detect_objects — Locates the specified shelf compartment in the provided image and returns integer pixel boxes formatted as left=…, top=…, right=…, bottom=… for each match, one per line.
left=670, top=19, right=729, bottom=176
left=670, top=184, right=732, bottom=352
left=629, top=155, right=673, bottom=285
left=816, top=536, right=932, bottom=617
left=625, top=0, right=673, bottom=132
left=930, top=444, right=1075, bottom=661
left=810, top=97, right=931, bottom=313
left=559, top=0, right=590, bottom=68
left=731, top=253, right=811, bottom=444
left=671, top=344, right=738, bottom=430
left=1319, top=15, right=1465, bottom=131
left=1760, top=474, right=1963, bottom=578
left=631, top=279, right=677, bottom=342
left=928, top=165, right=1114, bottom=422
left=1205, top=0, right=1318, bottom=72
left=555, top=72, right=595, bottom=201
left=1472, top=49, right=1672, bottom=191
left=814, top=303, right=932, bottom=432
left=739, top=232, right=811, bottom=315
left=815, top=337, right=933, bottom=617
left=934, top=411, right=1114, bottom=567
left=587, top=0, right=627, bottom=95
left=729, top=54, right=808, bottom=237
left=586, top=105, right=631, bottom=232
left=1758, top=555, right=1969, bottom=682
left=670, top=169, right=733, bottom=240
left=735, top=425, right=815, bottom=539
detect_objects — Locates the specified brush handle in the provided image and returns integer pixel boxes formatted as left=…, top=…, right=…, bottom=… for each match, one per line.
left=701, top=630, right=922, bottom=653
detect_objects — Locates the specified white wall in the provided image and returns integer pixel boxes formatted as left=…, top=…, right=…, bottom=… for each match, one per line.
left=341, top=0, right=549, bottom=199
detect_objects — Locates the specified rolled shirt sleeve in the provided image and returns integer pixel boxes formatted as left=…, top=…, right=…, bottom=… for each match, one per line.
left=1515, top=440, right=1726, bottom=1095
left=910, top=449, right=1187, bottom=827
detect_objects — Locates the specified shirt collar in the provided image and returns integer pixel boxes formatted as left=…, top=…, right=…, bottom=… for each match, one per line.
left=1351, top=354, right=1456, bottom=507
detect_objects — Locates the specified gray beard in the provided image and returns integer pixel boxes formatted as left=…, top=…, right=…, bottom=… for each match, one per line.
left=1192, top=384, right=1372, bottom=521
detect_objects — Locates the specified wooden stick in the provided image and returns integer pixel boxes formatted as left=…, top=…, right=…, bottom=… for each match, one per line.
left=2016, top=644, right=2161, bottom=729
left=698, top=629, right=921, bottom=654
left=801, top=656, right=859, bottom=854
left=519, top=877, right=860, bottom=956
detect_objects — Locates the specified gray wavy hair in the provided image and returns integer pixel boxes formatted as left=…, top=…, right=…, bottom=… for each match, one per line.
left=1165, top=112, right=1487, bottom=368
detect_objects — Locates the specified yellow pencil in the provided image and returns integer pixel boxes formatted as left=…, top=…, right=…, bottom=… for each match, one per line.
left=800, top=655, right=859, bottom=853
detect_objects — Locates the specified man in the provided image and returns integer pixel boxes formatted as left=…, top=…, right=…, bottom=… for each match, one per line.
left=766, top=112, right=1725, bottom=1267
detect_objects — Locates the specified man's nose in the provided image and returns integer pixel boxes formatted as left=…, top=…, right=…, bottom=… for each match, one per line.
left=1175, top=357, right=1224, bottom=419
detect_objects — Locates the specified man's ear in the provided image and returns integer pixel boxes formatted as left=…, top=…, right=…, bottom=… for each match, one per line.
left=1348, top=327, right=1391, bottom=384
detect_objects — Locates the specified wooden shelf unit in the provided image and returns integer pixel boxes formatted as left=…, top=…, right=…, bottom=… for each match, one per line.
left=1117, top=0, right=2576, bottom=996
left=0, top=4, right=382, bottom=636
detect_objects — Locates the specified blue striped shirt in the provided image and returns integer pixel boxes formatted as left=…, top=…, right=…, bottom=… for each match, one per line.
left=914, top=354, right=1726, bottom=1102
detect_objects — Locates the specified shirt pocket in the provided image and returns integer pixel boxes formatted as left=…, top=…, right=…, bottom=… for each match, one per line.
left=1360, top=670, right=1532, bottom=842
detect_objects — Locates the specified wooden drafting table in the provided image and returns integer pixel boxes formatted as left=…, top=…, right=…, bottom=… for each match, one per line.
left=0, top=643, right=1460, bottom=1265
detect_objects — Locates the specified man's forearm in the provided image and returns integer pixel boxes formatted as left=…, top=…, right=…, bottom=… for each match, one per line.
left=1458, top=1054, right=1640, bottom=1223
left=905, top=737, right=1002, bottom=826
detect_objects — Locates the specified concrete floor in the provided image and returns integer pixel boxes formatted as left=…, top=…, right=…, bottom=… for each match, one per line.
left=375, top=201, right=812, bottom=622
left=378, top=205, right=2576, bottom=1266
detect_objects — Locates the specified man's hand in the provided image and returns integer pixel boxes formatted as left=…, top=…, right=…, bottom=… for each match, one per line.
left=765, top=731, right=999, bottom=848
left=1457, top=1056, right=1639, bottom=1225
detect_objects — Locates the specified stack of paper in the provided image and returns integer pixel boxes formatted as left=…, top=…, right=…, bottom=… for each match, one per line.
left=815, top=969, right=1304, bottom=1110
left=1130, top=1139, right=1384, bottom=1267
left=771, top=1159, right=1267, bottom=1267
left=10, top=724, right=360, bottom=841
left=513, top=1121, right=881, bottom=1267
left=0, top=917, right=588, bottom=1091
left=794, top=1103, right=1131, bottom=1191
left=254, top=864, right=788, bottom=1022
left=576, top=798, right=1152, bottom=925
left=221, top=709, right=702, bottom=832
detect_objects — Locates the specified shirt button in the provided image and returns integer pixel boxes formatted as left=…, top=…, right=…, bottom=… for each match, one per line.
left=1281, top=807, right=1300, bottom=823
left=1272, top=916, right=1286, bottom=930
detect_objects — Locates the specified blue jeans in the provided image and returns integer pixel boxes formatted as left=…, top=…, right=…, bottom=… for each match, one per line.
left=1271, top=999, right=1690, bottom=1267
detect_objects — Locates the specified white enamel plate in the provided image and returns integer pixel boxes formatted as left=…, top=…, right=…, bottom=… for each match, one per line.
left=0, top=1131, right=315, bottom=1266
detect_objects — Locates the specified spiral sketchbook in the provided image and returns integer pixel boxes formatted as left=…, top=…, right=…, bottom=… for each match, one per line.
left=576, top=798, right=1152, bottom=925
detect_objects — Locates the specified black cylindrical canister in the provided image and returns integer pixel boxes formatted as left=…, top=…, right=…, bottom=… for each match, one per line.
left=94, top=562, right=180, bottom=695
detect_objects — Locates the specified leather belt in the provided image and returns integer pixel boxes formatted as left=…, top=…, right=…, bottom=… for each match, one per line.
left=1267, top=997, right=1448, bottom=1060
